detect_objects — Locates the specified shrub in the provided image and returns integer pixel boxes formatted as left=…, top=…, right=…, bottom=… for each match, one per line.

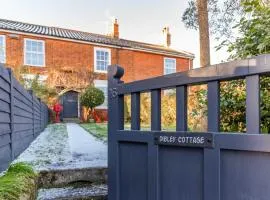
left=80, top=86, right=105, bottom=121
left=0, top=162, right=37, bottom=200
left=188, top=85, right=208, bottom=131
left=161, top=91, right=176, bottom=127
left=26, top=75, right=58, bottom=106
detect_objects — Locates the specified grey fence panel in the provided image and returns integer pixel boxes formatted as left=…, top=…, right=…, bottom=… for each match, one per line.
left=0, top=67, right=11, bottom=171
left=0, top=64, right=49, bottom=172
left=108, top=54, right=270, bottom=200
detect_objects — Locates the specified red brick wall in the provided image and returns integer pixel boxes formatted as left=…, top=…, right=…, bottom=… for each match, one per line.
left=0, top=31, right=193, bottom=122
left=0, top=31, right=192, bottom=82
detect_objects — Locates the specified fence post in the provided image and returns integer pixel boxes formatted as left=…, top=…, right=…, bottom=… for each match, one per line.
left=28, top=90, right=35, bottom=139
left=8, top=69, right=14, bottom=160
left=108, top=65, right=124, bottom=200
left=38, top=98, right=42, bottom=134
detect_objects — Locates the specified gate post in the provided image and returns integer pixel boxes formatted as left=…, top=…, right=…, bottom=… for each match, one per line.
left=108, top=65, right=124, bottom=200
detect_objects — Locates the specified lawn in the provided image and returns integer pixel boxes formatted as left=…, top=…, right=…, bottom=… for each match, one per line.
left=80, top=122, right=177, bottom=141
left=80, top=123, right=108, bottom=141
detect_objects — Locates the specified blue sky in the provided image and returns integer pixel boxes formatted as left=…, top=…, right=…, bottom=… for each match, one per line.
left=0, top=0, right=228, bottom=67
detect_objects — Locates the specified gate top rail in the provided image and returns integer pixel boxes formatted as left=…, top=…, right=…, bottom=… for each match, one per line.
left=114, top=54, right=270, bottom=94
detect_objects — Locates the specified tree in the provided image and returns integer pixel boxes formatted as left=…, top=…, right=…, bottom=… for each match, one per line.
left=182, top=0, right=243, bottom=66
left=226, top=0, right=270, bottom=59
left=182, top=0, right=242, bottom=41
left=80, top=86, right=105, bottom=121
left=197, top=0, right=211, bottom=67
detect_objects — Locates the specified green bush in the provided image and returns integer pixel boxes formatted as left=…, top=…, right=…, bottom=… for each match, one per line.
left=189, top=77, right=270, bottom=133
left=80, top=86, right=105, bottom=121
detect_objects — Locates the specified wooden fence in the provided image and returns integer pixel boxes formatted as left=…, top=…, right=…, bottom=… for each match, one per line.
left=0, top=64, right=49, bottom=172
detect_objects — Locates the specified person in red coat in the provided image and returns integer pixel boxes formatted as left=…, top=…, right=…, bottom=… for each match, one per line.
left=53, top=101, right=63, bottom=123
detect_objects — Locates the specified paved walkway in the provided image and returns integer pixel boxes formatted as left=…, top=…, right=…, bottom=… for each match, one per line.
left=66, top=123, right=107, bottom=168
left=14, top=123, right=107, bottom=170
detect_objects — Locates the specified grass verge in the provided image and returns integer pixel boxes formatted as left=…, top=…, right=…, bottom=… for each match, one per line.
left=0, top=162, right=37, bottom=200
left=80, top=123, right=108, bottom=141
left=80, top=122, right=177, bottom=141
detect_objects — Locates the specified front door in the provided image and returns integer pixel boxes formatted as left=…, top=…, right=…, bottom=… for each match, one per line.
left=62, top=91, right=78, bottom=118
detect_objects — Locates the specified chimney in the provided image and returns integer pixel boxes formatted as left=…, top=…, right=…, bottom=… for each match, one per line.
left=162, top=27, right=171, bottom=48
left=109, top=18, right=119, bottom=39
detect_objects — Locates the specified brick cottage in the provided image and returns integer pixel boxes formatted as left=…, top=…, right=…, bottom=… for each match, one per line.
left=0, top=18, right=194, bottom=121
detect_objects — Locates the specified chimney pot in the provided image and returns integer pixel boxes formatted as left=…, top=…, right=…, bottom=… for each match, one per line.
left=163, top=27, right=171, bottom=48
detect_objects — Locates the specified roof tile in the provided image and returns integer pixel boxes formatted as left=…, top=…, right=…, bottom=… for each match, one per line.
left=0, top=19, right=194, bottom=58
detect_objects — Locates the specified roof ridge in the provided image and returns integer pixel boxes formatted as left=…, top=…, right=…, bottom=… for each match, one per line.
left=0, top=18, right=195, bottom=58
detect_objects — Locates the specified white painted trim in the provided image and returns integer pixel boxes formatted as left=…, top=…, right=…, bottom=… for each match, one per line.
left=94, top=79, right=108, bottom=109
left=24, top=38, right=46, bottom=67
left=0, top=29, right=195, bottom=59
left=0, top=35, right=6, bottom=63
left=78, top=93, right=80, bottom=118
left=164, top=57, right=176, bottom=75
left=94, top=47, right=111, bottom=73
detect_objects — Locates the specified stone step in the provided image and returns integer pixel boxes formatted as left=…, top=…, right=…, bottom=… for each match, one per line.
left=63, top=118, right=81, bottom=123
left=38, top=167, right=107, bottom=188
left=37, top=184, right=107, bottom=200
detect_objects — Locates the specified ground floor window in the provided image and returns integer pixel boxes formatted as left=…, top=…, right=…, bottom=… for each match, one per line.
left=94, top=80, right=108, bottom=109
left=22, top=74, right=48, bottom=88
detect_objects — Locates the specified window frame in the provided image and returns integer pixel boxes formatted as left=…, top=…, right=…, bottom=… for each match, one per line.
left=94, top=47, right=111, bottom=73
left=0, top=35, right=6, bottom=64
left=24, top=38, right=45, bottom=67
left=94, top=79, right=108, bottom=109
left=164, top=57, right=176, bottom=75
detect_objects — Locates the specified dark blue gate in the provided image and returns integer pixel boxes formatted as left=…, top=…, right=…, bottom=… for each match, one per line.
left=108, top=54, right=270, bottom=200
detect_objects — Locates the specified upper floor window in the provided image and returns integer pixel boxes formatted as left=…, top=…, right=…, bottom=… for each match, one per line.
left=24, top=39, right=45, bottom=67
left=94, top=47, right=111, bottom=73
left=164, top=58, right=176, bottom=75
left=0, top=35, right=6, bottom=63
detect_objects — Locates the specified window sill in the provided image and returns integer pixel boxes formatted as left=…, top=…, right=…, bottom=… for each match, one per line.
left=24, top=64, right=45, bottom=67
left=94, top=70, right=108, bottom=74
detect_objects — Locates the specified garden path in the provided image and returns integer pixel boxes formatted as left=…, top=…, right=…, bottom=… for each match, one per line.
left=14, top=123, right=107, bottom=170
left=66, top=123, right=107, bottom=168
